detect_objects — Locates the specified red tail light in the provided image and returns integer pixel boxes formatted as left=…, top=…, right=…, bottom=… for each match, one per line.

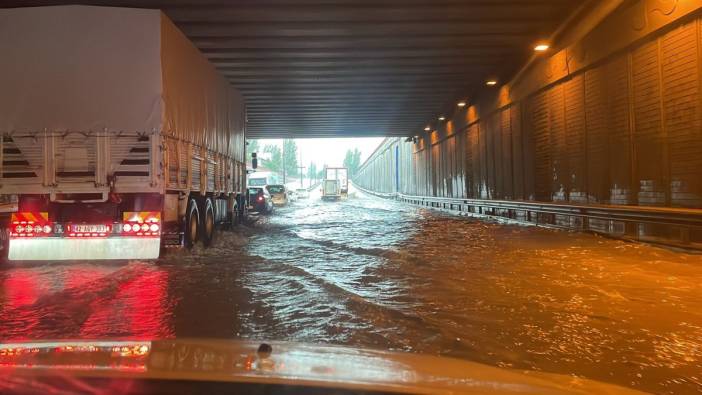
left=257, top=196, right=264, bottom=202
left=10, top=212, right=52, bottom=237
left=120, top=212, right=161, bottom=237
left=9, top=211, right=162, bottom=239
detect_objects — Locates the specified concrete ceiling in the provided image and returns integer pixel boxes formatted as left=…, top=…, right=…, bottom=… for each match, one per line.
left=2, top=1, right=583, bottom=138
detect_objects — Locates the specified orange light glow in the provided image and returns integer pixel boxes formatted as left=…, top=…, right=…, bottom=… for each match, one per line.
left=534, top=43, right=549, bottom=52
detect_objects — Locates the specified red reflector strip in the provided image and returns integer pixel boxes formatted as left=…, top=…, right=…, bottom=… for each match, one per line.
left=11, top=212, right=49, bottom=224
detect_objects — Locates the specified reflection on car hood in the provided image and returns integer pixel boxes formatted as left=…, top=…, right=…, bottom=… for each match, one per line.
left=0, top=339, right=643, bottom=394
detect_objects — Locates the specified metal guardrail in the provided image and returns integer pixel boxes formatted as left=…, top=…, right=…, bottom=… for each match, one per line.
left=352, top=182, right=702, bottom=250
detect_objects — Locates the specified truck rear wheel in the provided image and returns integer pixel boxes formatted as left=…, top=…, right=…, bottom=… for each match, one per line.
left=185, top=198, right=200, bottom=249
left=226, top=194, right=241, bottom=230
left=201, top=197, right=215, bottom=247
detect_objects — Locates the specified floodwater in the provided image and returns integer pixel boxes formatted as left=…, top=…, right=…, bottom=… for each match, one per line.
left=1, top=187, right=701, bottom=394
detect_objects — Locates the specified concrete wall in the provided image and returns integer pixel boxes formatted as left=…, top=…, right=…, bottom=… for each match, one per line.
left=357, top=0, right=702, bottom=210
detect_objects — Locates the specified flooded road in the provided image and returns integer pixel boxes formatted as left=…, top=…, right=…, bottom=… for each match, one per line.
left=1, top=187, right=701, bottom=394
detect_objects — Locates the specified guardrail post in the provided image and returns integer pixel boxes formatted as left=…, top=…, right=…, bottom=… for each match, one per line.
left=624, top=222, right=638, bottom=239
left=680, top=227, right=690, bottom=245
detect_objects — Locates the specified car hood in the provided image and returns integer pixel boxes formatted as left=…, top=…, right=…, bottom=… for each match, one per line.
left=0, top=339, right=644, bottom=395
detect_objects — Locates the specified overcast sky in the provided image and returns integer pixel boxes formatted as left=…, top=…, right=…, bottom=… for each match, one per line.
left=252, top=137, right=385, bottom=169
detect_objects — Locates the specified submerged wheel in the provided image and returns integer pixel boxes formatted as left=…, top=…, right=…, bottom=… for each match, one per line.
left=226, top=195, right=241, bottom=230
left=185, top=198, right=200, bottom=249
left=201, top=197, right=215, bottom=247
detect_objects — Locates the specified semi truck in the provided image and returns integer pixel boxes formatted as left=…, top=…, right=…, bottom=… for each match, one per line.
left=247, top=171, right=281, bottom=187
left=0, top=6, right=247, bottom=260
left=321, top=167, right=348, bottom=201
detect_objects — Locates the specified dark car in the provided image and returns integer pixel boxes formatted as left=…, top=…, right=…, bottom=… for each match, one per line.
left=247, top=187, right=274, bottom=214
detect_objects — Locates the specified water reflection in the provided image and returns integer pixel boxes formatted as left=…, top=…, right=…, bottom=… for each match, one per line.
left=0, top=263, right=173, bottom=340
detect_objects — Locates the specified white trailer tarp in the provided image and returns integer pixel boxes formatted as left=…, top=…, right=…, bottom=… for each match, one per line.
left=0, top=5, right=245, bottom=161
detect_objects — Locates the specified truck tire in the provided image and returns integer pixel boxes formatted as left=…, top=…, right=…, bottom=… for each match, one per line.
left=201, top=197, right=215, bottom=247
left=185, top=198, right=200, bottom=249
left=237, top=193, right=246, bottom=224
left=226, top=194, right=242, bottom=230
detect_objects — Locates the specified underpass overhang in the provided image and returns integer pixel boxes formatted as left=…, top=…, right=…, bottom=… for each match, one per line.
left=2, top=1, right=594, bottom=139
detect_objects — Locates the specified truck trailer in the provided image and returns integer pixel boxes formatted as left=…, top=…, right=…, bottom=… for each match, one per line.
left=321, top=168, right=348, bottom=201
left=0, top=6, right=247, bottom=260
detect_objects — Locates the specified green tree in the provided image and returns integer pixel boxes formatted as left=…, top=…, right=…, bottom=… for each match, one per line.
left=343, top=148, right=363, bottom=176
left=353, top=149, right=362, bottom=175
left=317, top=164, right=327, bottom=180
left=307, top=162, right=317, bottom=181
left=282, top=139, right=299, bottom=177
left=262, top=144, right=282, bottom=173
left=343, top=150, right=353, bottom=171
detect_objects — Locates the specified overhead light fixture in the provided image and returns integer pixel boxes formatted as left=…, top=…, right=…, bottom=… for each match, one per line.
left=424, top=126, right=431, bottom=131
left=457, top=101, right=466, bottom=108
left=486, top=80, right=498, bottom=86
left=438, top=116, right=446, bottom=121
left=534, top=43, right=549, bottom=52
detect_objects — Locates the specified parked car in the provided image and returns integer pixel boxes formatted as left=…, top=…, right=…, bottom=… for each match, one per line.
left=247, top=187, right=274, bottom=214
left=295, top=188, right=309, bottom=199
left=265, top=184, right=288, bottom=206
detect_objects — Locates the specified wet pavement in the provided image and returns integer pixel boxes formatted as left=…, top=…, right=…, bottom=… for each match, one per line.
left=1, top=186, right=701, bottom=394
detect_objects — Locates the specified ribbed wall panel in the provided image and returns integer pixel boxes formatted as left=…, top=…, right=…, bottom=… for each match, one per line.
left=355, top=14, right=702, bottom=214
left=564, top=75, right=587, bottom=203
left=584, top=66, right=609, bottom=203
left=500, top=108, right=513, bottom=200
left=663, top=22, right=702, bottom=207
left=606, top=56, right=632, bottom=205
left=632, top=40, right=666, bottom=206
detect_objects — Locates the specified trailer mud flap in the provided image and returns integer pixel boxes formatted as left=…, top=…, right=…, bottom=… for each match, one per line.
left=8, top=237, right=160, bottom=260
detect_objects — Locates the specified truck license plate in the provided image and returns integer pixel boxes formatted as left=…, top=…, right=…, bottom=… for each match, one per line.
left=72, top=224, right=110, bottom=233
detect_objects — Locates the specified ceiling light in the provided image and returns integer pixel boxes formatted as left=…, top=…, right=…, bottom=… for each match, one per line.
left=438, top=116, right=446, bottom=121
left=424, top=126, right=431, bottom=131
left=534, top=43, right=549, bottom=52
left=486, top=80, right=498, bottom=86
left=457, top=101, right=466, bottom=108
